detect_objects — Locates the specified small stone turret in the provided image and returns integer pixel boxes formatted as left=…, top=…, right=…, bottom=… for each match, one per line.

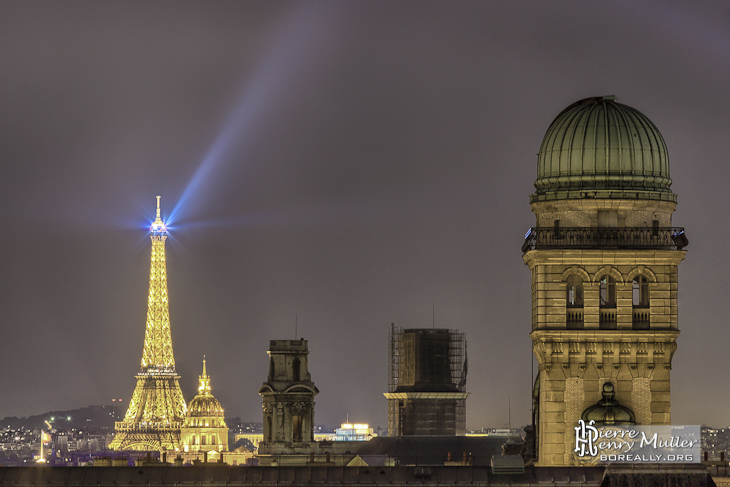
left=257, top=339, right=319, bottom=456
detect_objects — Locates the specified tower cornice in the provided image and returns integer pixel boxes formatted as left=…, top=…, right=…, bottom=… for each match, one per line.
left=523, top=248, right=687, bottom=269
left=531, top=329, right=679, bottom=366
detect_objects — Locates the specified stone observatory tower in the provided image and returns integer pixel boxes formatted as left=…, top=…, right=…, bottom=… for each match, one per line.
left=521, top=96, right=688, bottom=466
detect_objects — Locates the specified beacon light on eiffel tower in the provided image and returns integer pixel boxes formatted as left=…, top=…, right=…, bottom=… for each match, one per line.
left=109, top=196, right=187, bottom=452
left=150, top=195, right=167, bottom=236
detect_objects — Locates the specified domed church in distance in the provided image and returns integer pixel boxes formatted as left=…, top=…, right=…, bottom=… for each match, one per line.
left=522, top=96, right=688, bottom=466
left=179, top=358, right=231, bottom=462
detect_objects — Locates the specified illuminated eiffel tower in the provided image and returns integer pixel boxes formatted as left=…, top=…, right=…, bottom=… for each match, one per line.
left=109, top=196, right=187, bottom=452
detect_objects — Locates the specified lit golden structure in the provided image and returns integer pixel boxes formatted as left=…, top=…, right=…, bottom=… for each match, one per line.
left=180, top=357, right=229, bottom=457
left=110, top=196, right=187, bottom=452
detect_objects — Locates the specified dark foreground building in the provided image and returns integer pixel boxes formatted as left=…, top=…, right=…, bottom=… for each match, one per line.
left=0, top=465, right=715, bottom=487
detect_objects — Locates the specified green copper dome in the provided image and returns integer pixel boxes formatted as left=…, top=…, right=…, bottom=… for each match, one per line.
left=532, top=96, right=675, bottom=203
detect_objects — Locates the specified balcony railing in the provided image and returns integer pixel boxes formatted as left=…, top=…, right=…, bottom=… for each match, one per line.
left=114, top=421, right=182, bottom=432
left=522, top=227, right=687, bottom=252
left=566, top=309, right=584, bottom=329
left=633, top=308, right=650, bottom=330
left=599, top=309, right=617, bottom=329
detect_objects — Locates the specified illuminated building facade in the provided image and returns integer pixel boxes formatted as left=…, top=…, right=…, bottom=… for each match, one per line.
left=180, top=357, right=229, bottom=456
left=109, top=197, right=187, bottom=452
left=335, top=423, right=375, bottom=441
left=522, top=97, right=688, bottom=466
left=384, top=326, right=468, bottom=436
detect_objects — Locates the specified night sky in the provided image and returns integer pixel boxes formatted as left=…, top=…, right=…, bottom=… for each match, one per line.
left=2, top=1, right=730, bottom=431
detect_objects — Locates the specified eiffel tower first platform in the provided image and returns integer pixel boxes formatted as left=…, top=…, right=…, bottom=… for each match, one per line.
left=109, top=197, right=187, bottom=452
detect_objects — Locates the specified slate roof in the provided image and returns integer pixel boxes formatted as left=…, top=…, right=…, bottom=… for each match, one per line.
left=0, top=464, right=715, bottom=487
left=353, top=436, right=509, bottom=466
left=0, top=465, right=605, bottom=486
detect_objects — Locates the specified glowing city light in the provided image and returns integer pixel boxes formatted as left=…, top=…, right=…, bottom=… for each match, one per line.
left=150, top=195, right=168, bottom=235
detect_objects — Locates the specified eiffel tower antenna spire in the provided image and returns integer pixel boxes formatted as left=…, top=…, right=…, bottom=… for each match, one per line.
left=110, top=196, right=187, bottom=452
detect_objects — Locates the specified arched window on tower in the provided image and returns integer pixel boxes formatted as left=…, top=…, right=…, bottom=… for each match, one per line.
left=599, top=276, right=617, bottom=329
left=600, top=276, right=616, bottom=307
left=566, top=275, right=584, bottom=329
left=633, top=275, right=650, bottom=329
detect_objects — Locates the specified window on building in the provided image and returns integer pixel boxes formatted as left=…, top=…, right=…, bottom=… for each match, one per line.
left=632, top=275, right=650, bottom=330
left=633, top=276, right=650, bottom=308
left=566, top=274, right=584, bottom=329
left=566, top=275, right=584, bottom=307
left=600, top=276, right=616, bottom=308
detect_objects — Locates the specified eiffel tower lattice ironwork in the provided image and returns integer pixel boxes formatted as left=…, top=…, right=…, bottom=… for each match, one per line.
left=109, top=196, right=187, bottom=452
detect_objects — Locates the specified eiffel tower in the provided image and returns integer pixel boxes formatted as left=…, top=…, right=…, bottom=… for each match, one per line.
left=109, top=196, right=187, bottom=452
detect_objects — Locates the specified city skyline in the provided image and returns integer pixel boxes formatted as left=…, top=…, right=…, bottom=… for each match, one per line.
left=2, top=1, right=730, bottom=430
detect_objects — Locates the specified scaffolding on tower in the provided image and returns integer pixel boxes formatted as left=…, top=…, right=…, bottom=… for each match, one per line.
left=387, top=324, right=468, bottom=436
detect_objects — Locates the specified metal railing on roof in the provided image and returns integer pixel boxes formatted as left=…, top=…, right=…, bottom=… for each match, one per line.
left=521, top=227, right=687, bottom=252
left=114, top=421, right=182, bottom=431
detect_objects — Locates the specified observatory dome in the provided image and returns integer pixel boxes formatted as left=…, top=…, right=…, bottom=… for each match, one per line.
left=532, top=96, right=675, bottom=203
